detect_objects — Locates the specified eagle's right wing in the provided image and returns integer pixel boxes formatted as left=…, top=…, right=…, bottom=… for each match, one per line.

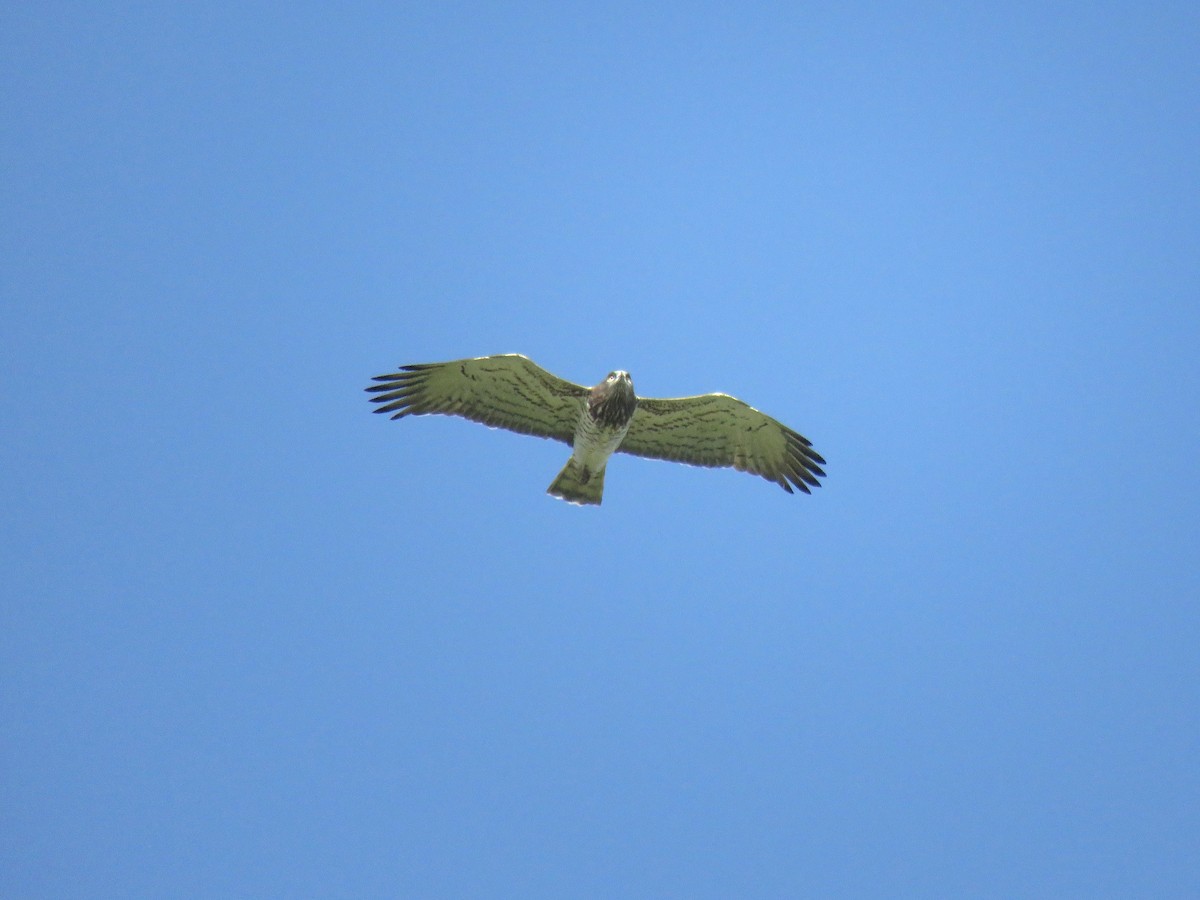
left=366, top=354, right=587, bottom=445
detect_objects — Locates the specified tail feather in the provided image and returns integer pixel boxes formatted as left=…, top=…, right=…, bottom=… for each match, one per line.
left=547, top=459, right=605, bottom=506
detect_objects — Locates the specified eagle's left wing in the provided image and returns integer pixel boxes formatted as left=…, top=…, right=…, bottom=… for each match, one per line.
left=619, top=394, right=825, bottom=494
left=367, top=354, right=587, bottom=444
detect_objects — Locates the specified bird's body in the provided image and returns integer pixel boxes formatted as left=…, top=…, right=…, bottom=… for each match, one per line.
left=367, top=354, right=824, bottom=505
left=545, top=370, right=638, bottom=504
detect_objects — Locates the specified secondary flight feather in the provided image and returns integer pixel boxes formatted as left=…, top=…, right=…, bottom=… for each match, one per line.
left=367, top=354, right=825, bottom=506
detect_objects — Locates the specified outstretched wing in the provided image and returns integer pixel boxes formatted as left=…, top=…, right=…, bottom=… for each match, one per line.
left=619, top=394, right=825, bottom=494
left=366, top=354, right=587, bottom=444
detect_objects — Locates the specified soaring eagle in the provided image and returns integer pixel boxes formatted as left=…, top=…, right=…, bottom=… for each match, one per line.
left=367, top=354, right=825, bottom=506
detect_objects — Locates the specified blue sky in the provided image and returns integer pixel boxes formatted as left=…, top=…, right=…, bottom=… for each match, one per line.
left=3, top=3, right=1198, bottom=896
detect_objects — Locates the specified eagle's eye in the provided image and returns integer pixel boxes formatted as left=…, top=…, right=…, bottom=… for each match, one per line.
left=607, top=373, right=616, bottom=381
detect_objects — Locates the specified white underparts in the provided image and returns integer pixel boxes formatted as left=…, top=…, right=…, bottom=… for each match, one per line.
left=571, top=410, right=631, bottom=477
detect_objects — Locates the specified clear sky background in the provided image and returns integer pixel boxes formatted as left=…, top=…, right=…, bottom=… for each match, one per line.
left=3, top=3, right=1198, bottom=897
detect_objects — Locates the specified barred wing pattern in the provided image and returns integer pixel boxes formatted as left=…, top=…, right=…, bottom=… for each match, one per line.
left=619, top=394, right=826, bottom=494
left=367, top=354, right=587, bottom=444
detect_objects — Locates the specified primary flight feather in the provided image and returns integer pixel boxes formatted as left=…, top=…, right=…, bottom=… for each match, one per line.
left=366, top=354, right=825, bottom=506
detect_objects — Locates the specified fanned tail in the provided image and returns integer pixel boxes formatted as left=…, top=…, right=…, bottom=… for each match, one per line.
left=547, top=459, right=605, bottom=506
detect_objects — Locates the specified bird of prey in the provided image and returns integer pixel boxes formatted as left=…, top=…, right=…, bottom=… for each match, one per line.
left=367, top=354, right=825, bottom=506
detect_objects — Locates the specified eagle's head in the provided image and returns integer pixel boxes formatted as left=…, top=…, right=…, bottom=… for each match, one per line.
left=588, top=370, right=638, bottom=428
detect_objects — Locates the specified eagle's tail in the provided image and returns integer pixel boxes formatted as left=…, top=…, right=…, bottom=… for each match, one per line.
left=547, top=459, right=605, bottom=506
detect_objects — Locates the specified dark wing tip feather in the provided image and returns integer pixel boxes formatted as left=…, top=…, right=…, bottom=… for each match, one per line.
left=777, top=428, right=825, bottom=493
left=371, top=401, right=414, bottom=417
left=789, top=468, right=818, bottom=492
left=367, top=374, right=418, bottom=391
left=367, top=367, right=433, bottom=418
left=788, top=477, right=812, bottom=494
